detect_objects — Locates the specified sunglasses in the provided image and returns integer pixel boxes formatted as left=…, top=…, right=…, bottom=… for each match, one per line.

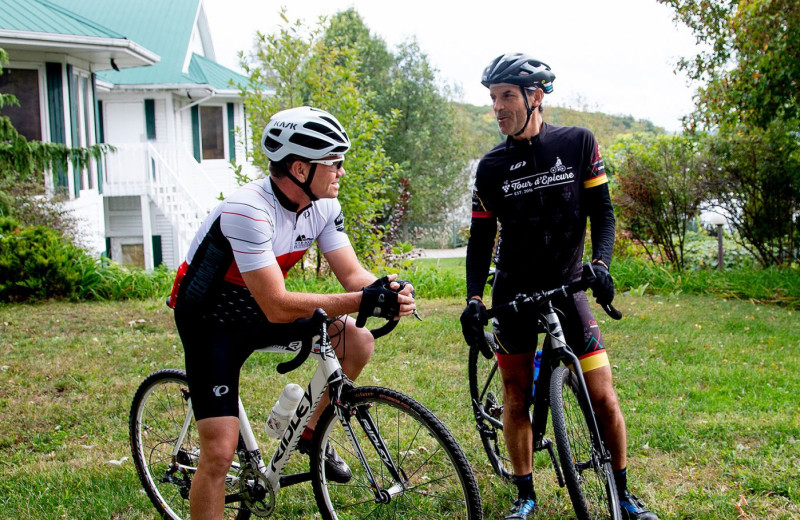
left=309, top=157, right=345, bottom=169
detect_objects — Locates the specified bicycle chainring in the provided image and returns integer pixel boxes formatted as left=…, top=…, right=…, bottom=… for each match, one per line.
left=239, top=466, right=275, bottom=517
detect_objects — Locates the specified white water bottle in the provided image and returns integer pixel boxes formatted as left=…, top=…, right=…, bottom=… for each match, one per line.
left=265, top=383, right=303, bottom=439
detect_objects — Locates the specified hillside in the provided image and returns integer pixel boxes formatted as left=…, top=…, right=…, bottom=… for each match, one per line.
left=459, top=103, right=666, bottom=150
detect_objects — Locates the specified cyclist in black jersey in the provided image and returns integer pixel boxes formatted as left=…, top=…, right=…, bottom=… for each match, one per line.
left=460, top=53, right=658, bottom=520
left=169, top=107, right=417, bottom=520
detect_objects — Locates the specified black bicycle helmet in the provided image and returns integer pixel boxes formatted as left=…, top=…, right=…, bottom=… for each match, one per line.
left=482, top=53, right=555, bottom=136
left=481, top=53, right=555, bottom=93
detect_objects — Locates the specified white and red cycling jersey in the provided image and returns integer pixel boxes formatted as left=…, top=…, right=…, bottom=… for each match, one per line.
left=168, top=177, right=350, bottom=324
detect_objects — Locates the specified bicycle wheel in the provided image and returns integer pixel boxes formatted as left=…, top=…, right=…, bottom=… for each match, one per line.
left=467, top=332, right=513, bottom=480
left=129, top=369, right=253, bottom=520
left=550, top=365, right=620, bottom=520
left=311, top=386, right=483, bottom=519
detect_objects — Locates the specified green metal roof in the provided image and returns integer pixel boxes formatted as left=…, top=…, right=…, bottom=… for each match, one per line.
left=188, top=53, right=249, bottom=92
left=48, top=0, right=196, bottom=85
left=45, top=0, right=247, bottom=90
left=0, top=0, right=125, bottom=38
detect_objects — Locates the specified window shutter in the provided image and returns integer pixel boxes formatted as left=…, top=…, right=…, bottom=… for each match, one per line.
left=45, top=63, right=68, bottom=192
left=191, top=105, right=201, bottom=162
left=227, top=103, right=236, bottom=161
left=145, top=99, right=156, bottom=140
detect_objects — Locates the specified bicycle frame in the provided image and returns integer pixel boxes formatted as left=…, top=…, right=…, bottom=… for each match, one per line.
left=531, top=301, right=610, bottom=467
left=167, top=320, right=407, bottom=502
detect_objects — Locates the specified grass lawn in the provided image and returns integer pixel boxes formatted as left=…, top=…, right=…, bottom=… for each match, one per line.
left=1, top=293, right=798, bottom=519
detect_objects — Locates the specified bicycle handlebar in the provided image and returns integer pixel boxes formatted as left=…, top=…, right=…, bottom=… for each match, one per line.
left=276, top=308, right=328, bottom=375
left=275, top=308, right=402, bottom=375
left=486, top=263, right=623, bottom=321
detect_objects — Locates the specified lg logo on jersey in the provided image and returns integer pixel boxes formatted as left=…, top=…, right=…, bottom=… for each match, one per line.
left=213, top=385, right=230, bottom=397
left=510, top=161, right=526, bottom=171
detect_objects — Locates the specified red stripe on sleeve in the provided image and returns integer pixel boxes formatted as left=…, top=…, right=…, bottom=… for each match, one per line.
left=472, top=210, right=494, bottom=218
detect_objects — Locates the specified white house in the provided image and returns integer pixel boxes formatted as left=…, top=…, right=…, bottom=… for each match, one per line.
left=0, top=0, right=258, bottom=270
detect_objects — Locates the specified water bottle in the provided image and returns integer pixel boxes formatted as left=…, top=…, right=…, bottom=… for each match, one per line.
left=531, top=350, right=542, bottom=398
left=265, top=383, right=303, bottom=439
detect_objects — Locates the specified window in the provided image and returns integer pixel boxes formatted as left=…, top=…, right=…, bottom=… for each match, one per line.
left=68, top=66, right=96, bottom=193
left=0, top=68, right=42, bottom=141
left=200, top=105, right=224, bottom=160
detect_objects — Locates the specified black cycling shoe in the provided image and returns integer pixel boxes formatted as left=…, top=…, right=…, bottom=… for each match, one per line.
left=619, top=491, right=659, bottom=520
left=298, top=436, right=352, bottom=483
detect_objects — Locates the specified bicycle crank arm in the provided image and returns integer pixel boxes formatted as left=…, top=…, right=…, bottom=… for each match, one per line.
left=279, top=472, right=312, bottom=487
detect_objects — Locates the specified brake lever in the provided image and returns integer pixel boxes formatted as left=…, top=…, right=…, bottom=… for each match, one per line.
left=395, top=280, right=423, bottom=321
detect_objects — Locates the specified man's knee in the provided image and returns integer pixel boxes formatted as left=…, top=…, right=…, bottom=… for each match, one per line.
left=200, top=446, right=235, bottom=477
left=196, top=417, right=239, bottom=477
left=590, top=385, right=621, bottom=420
left=340, top=320, right=375, bottom=365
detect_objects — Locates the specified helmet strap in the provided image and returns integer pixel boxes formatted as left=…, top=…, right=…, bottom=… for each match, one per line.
left=288, top=162, right=319, bottom=202
left=513, top=86, right=536, bottom=137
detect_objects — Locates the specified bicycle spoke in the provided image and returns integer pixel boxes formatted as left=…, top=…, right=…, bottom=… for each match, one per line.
left=551, top=365, right=617, bottom=519
left=131, top=370, right=252, bottom=520
left=312, top=387, right=481, bottom=519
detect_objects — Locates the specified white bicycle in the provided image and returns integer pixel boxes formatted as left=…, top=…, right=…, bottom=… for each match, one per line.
left=129, top=309, right=482, bottom=519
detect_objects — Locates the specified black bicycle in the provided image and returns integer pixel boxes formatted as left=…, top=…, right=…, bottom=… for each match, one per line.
left=468, top=263, right=623, bottom=520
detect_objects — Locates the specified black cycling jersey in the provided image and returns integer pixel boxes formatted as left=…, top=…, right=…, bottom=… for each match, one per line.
left=465, top=123, right=615, bottom=299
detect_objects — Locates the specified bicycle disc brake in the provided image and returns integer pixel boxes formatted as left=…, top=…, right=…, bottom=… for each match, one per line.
left=485, top=392, right=503, bottom=420
left=239, top=466, right=275, bottom=517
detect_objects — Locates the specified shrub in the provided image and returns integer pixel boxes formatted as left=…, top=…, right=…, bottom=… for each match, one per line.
left=0, top=217, right=174, bottom=302
left=0, top=217, right=93, bottom=301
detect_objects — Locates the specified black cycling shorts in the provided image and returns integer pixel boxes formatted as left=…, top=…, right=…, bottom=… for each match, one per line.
left=491, top=270, right=610, bottom=373
left=174, top=308, right=345, bottom=421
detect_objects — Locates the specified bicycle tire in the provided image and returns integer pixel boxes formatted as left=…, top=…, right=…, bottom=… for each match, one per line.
left=467, top=333, right=513, bottom=480
left=311, top=386, right=483, bottom=519
left=129, top=369, right=252, bottom=520
left=549, top=365, right=621, bottom=520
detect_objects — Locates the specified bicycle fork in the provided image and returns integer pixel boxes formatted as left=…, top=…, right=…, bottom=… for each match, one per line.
left=529, top=356, right=566, bottom=488
left=333, top=399, right=406, bottom=503
left=542, top=304, right=613, bottom=468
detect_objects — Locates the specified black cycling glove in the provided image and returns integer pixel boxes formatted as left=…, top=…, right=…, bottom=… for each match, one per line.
left=356, top=277, right=401, bottom=328
left=460, top=298, right=493, bottom=359
left=591, top=263, right=615, bottom=306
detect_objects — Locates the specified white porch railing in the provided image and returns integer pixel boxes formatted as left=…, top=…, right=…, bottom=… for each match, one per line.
left=103, top=143, right=222, bottom=259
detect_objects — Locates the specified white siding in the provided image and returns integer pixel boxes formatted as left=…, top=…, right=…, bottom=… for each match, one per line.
left=154, top=97, right=168, bottom=143
left=154, top=212, right=178, bottom=268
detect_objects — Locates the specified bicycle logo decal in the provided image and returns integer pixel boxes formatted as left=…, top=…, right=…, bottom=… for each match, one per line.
left=550, top=157, right=566, bottom=174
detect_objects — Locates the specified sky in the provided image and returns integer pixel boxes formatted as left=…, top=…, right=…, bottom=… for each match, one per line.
left=203, top=0, right=703, bottom=133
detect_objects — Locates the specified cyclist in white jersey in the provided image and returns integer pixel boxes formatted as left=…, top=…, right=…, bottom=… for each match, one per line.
left=168, top=107, right=417, bottom=520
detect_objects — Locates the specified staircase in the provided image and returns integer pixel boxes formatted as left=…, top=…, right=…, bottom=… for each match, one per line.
left=145, top=143, right=217, bottom=259
left=102, top=143, right=224, bottom=261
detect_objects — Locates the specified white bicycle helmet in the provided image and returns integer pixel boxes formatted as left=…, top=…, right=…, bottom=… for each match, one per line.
left=261, top=106, right=350, bottom=162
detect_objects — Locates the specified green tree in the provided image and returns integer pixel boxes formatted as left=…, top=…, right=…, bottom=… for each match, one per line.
left=323, top=8, right=393, bottom=103
left=704, top=122, right=800, bottom=266
left=659, top=0, right=800, bottom=266
left=324, top=10, right=493, bottom=228
left=379, top=40, right=474, bottom=226
left=608, top=132, right=710, bottom=269
left=659, top=0, right=800, bottom=129
left=238, top=11, right=398, bottom=267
